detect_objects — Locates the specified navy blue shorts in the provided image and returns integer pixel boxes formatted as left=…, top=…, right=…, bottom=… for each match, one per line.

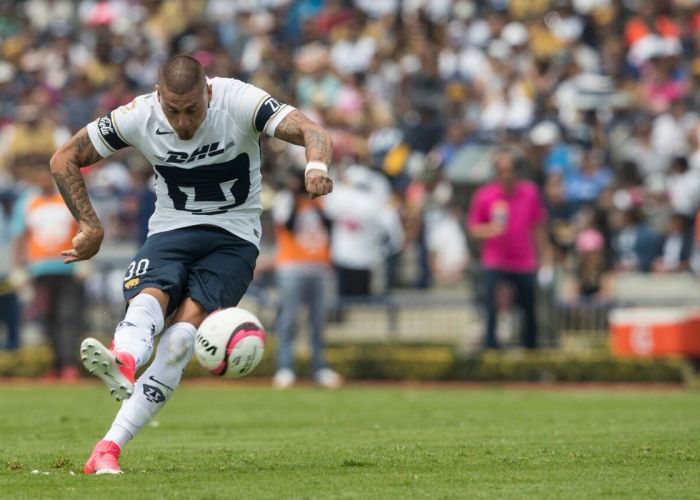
left=122, top=225, right=258, bottom=316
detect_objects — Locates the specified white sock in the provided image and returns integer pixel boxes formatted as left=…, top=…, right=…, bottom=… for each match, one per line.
left=113, top=294, right=165, bottom=368
left=103, top=322, right=196, bottom=448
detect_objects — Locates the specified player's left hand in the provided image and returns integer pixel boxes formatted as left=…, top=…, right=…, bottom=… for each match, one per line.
left=305, top=169, right=333, bottom=199
left=61, top=221, right=104, bottom=263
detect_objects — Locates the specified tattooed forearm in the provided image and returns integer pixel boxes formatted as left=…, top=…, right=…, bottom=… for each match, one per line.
left=53, top=161, right=100, bottom=227
left=274, top=110, right=333, bottom=165
left=50, top=128, right=103, bottom=228
left=274, top=110, right=306, bottom=146
left=303, top=127, right=332, bottom=165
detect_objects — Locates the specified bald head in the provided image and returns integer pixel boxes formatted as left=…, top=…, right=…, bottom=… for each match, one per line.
left=156, top=55, right=212, bottom=140
left=158, top=55, right=206, bottom=95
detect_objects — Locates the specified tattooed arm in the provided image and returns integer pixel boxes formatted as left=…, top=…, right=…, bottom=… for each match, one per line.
left=49, top=127, right=106, bottom=263
left=274, top=110, right=333, bottom=198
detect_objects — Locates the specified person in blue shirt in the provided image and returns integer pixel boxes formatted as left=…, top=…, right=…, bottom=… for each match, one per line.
left=0, top=201, right=19, bottom=350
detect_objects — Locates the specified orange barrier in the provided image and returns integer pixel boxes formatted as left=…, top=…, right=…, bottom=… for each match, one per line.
left=610, top=308, right=700, bottom=357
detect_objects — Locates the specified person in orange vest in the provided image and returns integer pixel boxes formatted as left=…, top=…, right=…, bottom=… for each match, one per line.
left=272, top=168, right=343, bottom=389
left=10, top=159, right=85, bottom=381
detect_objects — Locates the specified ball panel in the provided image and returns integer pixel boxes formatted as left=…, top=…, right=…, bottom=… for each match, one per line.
left=194, top=307, right=266, bottom=378
left=227, top=335, right=264, bottom=378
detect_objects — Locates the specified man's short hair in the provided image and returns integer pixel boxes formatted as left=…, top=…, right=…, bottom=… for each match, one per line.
left=158, top=55, right=206, bottom=95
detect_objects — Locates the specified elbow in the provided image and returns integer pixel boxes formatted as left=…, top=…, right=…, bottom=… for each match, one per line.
left=49, top=148, right=66, bottom=174
left=49, top=154, right=58, bottom=173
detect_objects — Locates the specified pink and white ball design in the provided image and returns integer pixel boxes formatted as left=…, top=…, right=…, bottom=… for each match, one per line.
left=195, top=307, right=265, bottom=379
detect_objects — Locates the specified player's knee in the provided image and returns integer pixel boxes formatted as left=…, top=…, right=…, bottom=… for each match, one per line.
left=167, top=327, right=195, bottom=363
left=127, top=293, right=166, bottom=334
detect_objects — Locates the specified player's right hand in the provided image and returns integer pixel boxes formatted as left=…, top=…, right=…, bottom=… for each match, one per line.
left=305, top=169, right=333, bottom=199
left=61, top=222, right=104, bottom=263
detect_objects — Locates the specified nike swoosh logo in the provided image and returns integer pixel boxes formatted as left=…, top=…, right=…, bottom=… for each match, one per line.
left=155, top=128, right=174, bottom=135
left=149, top=375, right=175, bottom=392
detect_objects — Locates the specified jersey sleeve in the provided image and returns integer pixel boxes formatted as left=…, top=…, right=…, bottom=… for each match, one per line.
left=86, top=99, right=143, bottom=158
left=228, top=82, right=295, bottom=137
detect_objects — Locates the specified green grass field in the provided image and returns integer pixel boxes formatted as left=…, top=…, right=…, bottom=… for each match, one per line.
left=0, top=383, right=698, bottom=499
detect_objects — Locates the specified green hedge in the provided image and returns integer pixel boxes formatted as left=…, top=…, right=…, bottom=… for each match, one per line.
left=0, top=346, right=54, bottom=377
left=0, top=343, right=695, bottom=384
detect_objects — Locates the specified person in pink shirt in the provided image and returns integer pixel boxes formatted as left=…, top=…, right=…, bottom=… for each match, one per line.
left=467, top=149, right=551, bottom=349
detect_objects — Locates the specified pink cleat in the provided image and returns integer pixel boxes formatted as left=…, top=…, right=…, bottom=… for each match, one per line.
left=83, top=440, right=122, bottom=475
left=80, top=338, right=135, bottom=401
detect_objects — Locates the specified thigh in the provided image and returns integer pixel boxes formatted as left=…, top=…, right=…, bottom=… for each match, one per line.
left=277, top=268, right=302, bottom=297
left=122, top=228, right=207, bottom=315
left=306, top=268, right=327, bottom=310
left=186, top=230, right=259, bottom=313
left=512, top=272, right=536, bottom=305
left=482, top=269, right=501, bottom=297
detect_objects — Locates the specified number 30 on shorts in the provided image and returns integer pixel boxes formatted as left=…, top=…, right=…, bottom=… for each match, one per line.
left=124, top=258, right=150, bottom=282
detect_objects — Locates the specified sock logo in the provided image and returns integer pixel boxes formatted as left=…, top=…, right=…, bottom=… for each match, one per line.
left=150, top=324, right=156, bottom=335
left=117, top=321, right=137, bottom=330
left=148, top=375, right=174, bottom=392
left=142, top=384, right=166, bottom=404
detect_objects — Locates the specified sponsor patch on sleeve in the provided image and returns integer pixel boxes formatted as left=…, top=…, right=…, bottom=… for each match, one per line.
left=96, top=113, right=129, bottom=151
left=254, top=96, right=284, bottom=132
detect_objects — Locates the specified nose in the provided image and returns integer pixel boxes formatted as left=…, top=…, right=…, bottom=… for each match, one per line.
left=176, top=117, right=188, bottom=130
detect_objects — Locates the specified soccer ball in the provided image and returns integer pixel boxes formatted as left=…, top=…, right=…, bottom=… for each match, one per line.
left=195, top=307, right=265, bottom=379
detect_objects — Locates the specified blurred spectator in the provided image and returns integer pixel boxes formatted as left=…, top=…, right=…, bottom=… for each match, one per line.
left=572, top=227, right=610, bottom=300
left=60, top=73, right=99, bottom=133
left=295, top=45, right=341, bottom=109
left=564, top=206, right=612, bottom=302
left=611, top=208, right=660, bottom=273
left=691, top=211, right=700, bottom=274
left=610, top=161, right=645, bottom=213
left=329, top=11, right=376, bottom=76
left=0, top=203, right=19, bottom=350
left=651, top=99, right=695, bottom=166
left=0, top=103, right=70, bottom=177
left=530, top=121, right=578, bottom=182
left=544, top=172, right=577, bottom=257
left=653, top=213, right=693, bottom=274
left=10, top=161, right=84, bottom=381
left=434, top=121, right=475, bottom=167
left=467, top=149, right=551, bottom=350
left=619, top=118, right=667, bottom=186
left=426, top=202, right=469, bottom=286
left=405, top=155, right=460, bottom=288
left=324, top=164, right=403, bottom=298
left=666, top=156, right=700, bottom=230
left=564, top=149, right=613, bottom=211
left=272, top=169, right=342, bottom=389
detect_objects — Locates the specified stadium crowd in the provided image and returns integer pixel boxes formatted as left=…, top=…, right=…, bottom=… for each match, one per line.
left=1, top=0, right=700, bottom=357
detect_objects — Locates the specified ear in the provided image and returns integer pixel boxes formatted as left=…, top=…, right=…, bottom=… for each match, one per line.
left=155, top=84, right=161, bottom=100
left=207, top=83, right=212, bottom=103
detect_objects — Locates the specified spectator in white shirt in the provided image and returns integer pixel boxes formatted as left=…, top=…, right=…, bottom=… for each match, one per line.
left=330, top=14, right=376, bottom=76
left=324, top=165, right=402, bottom=298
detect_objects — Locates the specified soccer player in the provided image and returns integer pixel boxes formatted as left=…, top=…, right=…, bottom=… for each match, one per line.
left=49, top=55, right=334, bottom=474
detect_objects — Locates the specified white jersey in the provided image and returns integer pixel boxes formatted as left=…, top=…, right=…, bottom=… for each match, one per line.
left=86, top=77, right=294, bottom=247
